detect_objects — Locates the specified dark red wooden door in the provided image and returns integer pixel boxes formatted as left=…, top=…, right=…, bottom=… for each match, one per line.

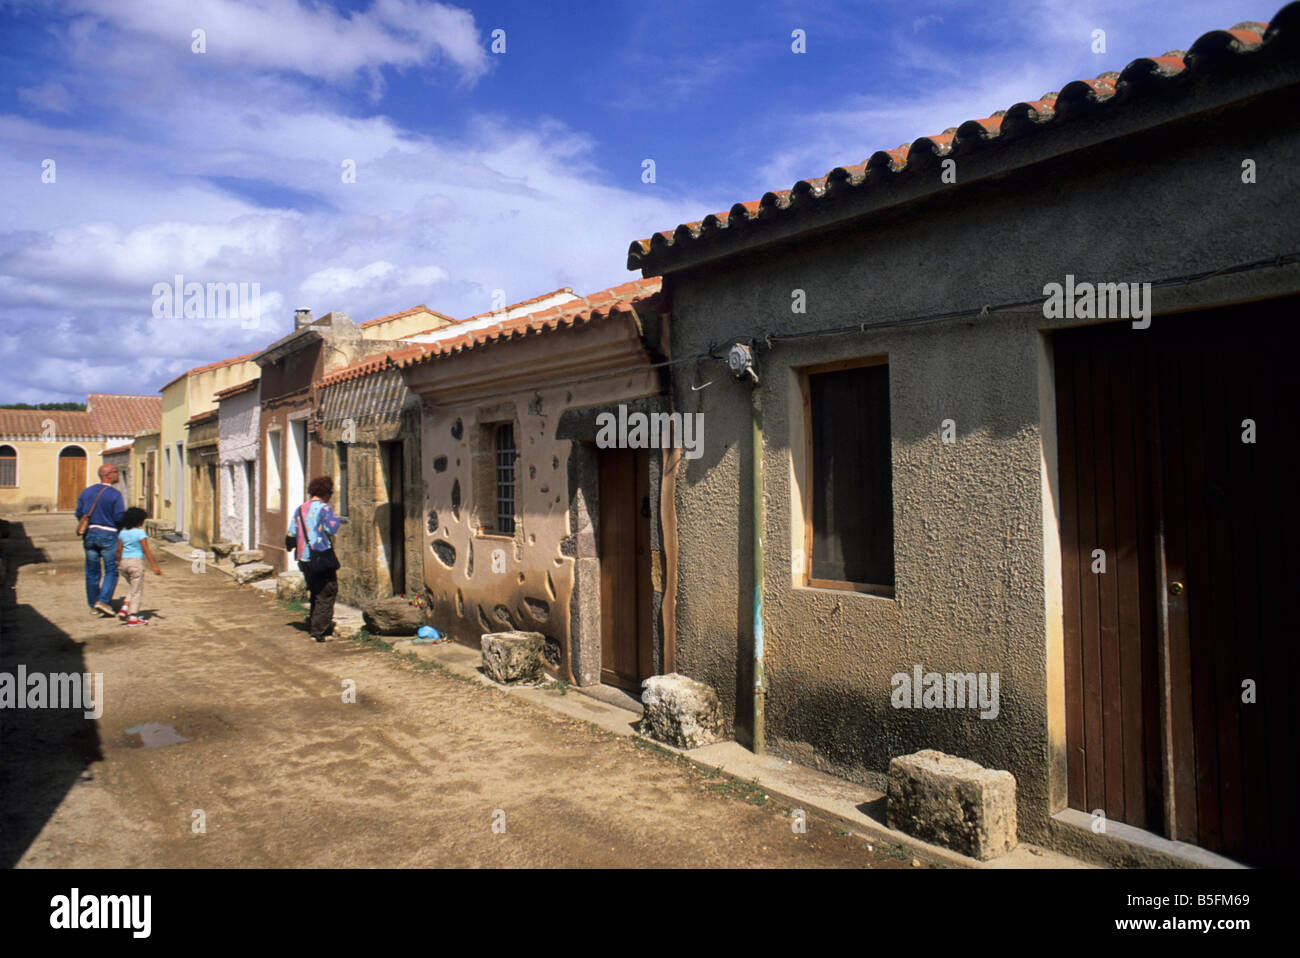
left=1055, top=300, right=1293, bottom=866
left=598, top=448, right=652, bottom=690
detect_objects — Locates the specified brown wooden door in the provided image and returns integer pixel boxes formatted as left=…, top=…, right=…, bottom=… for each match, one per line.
left=1056, top=301, right=1293, bottom=866
left=598, top=448, right=652, bottom=690
left=57, top=448, right=86, bottom=511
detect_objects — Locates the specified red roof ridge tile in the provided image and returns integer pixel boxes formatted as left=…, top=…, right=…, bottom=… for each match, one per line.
left=628, top=9, right=1285, bottom=269
left=392, top=278, right=662, bottom=370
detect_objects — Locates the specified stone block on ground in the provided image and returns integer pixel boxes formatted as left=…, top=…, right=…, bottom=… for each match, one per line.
left=249, top=579, right=277, bottom=595
left=276, top=570, right=308, bottom=603
left=144, top=519, right=174, bottom=538
left=637, top=673, right=723, bottom=749
left=333, top=604, right=366, bottom=640
left=231, top=562, right=274, bottom=585
left=210, top=541, right=238, bottom=561
left=362, top=596, right=426, bottom=635
left=886, top=749, right=1018, bottom=861
left=232, top=549, right=263, bottom=565
left=480, top=631, right=546, bottom=684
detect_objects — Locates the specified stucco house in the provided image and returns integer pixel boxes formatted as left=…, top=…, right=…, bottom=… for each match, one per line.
left=128, top=429, right=161, bottom=517
left=216, top=378, right=260, bottom=551
left=0, top=394, right=160, bottom=514
left=253, top=309, right=432, bottom=573
left=310, top=293, right=577, bottom=608
left=394, top=279, right=674, bottom=689
left=626, top=11, right=1298, bottom=867
left=158, top=354, right=258, bottom=537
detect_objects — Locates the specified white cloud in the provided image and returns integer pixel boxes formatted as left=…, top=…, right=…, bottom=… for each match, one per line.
left=60, top=0, right=491, bottom=85
left=0, top=4, right=710, bottom=400
left=17, top=81, right=73, bottom=112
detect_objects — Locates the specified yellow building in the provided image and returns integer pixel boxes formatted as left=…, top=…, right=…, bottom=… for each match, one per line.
left=157, top=354, right=258, bottom=535
left=0, top=395, right=160, bottom=514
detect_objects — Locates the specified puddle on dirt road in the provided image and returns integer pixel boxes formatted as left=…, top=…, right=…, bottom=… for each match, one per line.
left=124, top=723, right=189, bottom=748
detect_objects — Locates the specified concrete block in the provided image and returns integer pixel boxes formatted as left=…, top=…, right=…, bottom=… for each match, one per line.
left=232, top=549, right=264, bottom=565
left=886, top=749, right=1018, bottom=860
left=276, top=570, right=308, bottom=603
left=231, top=562, right=274, bottom=585
left=638, top=673, right=723, bottom=749
left=480, top=631, right=546, bottom=684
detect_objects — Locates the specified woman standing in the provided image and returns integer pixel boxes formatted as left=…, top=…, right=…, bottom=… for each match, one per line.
left=288, top=476, right=342, bottom=642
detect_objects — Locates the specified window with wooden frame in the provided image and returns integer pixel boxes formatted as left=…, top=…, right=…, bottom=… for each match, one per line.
left=0, top=445, right=16, bottom=487
left=800, top=356, right=895, bottom=596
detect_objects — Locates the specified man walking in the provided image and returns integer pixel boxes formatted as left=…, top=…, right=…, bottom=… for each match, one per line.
left=77, top=463, right=125, bottom=616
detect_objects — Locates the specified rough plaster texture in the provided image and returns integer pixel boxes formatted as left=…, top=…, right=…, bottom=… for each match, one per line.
left=218, top=386, right=260, bottom=549
left=405, top=319, right=664, bottom=685
left=658, top=83, right=1300, bottom=850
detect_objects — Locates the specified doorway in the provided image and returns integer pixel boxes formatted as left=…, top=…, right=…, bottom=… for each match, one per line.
left=381, top=440, right=405, bottom=594
left=144, top=449, right=156, bottom=516
left=56, top=446, right=86, bottom=511
left=597, top=447, right=652, bottom=690
left=1054, top=301, right=1290, bottom=866
left=244, top=461, right=256, bottom=550
left=288, top=418, right=308, bottom=510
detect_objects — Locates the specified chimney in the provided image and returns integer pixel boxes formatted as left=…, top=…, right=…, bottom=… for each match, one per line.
left=294, top=307, right=313, bottom=329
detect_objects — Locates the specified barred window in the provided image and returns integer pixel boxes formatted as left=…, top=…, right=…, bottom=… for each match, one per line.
left=495, top=423, right=516, bottom=535
left=0, top=445, right=16, bottom=487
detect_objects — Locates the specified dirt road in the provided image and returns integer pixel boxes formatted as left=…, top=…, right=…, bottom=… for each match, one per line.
left=1, top=514, right=920, bottom=868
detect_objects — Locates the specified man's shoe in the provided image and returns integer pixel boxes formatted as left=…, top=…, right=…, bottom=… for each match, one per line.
left=93, top=602, right=115, bottom=617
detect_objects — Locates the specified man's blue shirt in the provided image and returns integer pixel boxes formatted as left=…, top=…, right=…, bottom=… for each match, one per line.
left=76, top=483, right=125, bottom=529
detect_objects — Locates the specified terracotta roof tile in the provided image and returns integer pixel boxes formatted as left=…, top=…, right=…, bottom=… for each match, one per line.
left=101, top=443, right=133, bottom=456
left=214, top=378, right=259, bottom=401
left=391, top=278, right=662, bottom=372
left=628, top=8, right=1293, bottom=271
left=0, top=409, right=99, bottom=440
left=160, top=352, right=259, bottom=392
left=86, top=393, right=162, bottom=437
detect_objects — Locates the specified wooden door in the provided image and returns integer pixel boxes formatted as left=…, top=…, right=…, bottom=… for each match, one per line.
left=208, top=463, right=219, bottom=544
left=1055, top=301, right=1292, bottom=866
left=598, top=448, right=652, bottom=690
left=57, top=448, right=86, bottom=511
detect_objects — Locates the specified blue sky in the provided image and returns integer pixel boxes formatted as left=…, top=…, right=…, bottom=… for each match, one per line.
left=0, top=0, right=1272, bottom=401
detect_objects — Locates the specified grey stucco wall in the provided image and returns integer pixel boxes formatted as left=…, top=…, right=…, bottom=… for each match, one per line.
left=661, top=82, right=1300, bottom=843
left=218, top=387, right=259, bottom=547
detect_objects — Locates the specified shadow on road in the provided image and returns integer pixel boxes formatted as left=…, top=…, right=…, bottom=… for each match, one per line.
left=0, top=519, right=103, bottom=868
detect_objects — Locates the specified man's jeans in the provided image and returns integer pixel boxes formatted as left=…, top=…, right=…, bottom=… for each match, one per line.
left=83, top=528, right=119, bottom=608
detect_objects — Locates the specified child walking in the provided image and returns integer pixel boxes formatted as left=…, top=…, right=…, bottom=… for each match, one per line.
left=115, top=508, right=162, bottom=625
